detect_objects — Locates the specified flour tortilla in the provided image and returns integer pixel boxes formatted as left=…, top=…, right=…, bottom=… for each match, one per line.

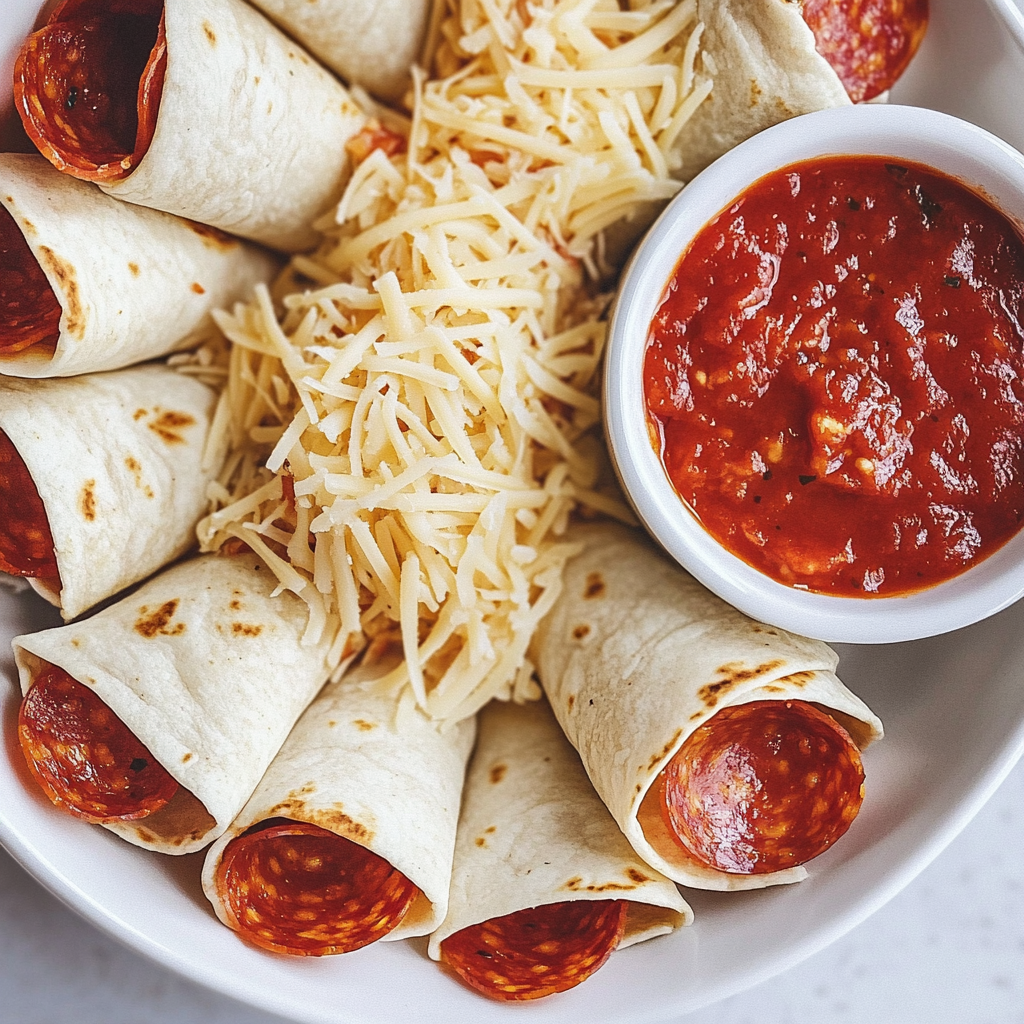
left=670, top=0, right=850, bottom=182
left=100, top=0, right=367, bottom=252
left=532, top=523, right=882, bottom=892
left=13, top=552, right=336, bottom=854
left=0, top=364, right=221, bottom=620
left=202, top=649, right=475, bottom=938
left=0, top=153, right=278, bottom=377
left=248, top=0, right=431, bottom=103
left=427, top=698, right=690, bottom=962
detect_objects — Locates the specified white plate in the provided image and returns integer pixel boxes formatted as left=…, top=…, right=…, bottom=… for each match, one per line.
left=2, top=1, right=1024, bottom=1021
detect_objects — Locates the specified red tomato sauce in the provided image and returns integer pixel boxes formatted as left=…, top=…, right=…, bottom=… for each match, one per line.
left=644, top=156, right=1024, bottom=596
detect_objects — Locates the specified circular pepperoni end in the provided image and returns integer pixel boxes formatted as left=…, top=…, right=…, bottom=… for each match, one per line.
left=215, top=819, right=421, bottom=956
left=658, top=700, right=865, bottom=875
left=14, top=0, right=167, bottom=183
left=0, top=206, right=61, bottom=357
left=803, top=0, right=929, bottom=103
left=19, top=664, right=178, bottom=823
left=440, top=900, right=628, bottom=1001
left=0, top=429, right=60, bottom=585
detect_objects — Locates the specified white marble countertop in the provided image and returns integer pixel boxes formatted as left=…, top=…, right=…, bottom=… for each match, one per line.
left=1, top=750, right=1022, bottom=1024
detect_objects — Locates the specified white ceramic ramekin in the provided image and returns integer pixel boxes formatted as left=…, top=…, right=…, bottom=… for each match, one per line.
left=606, top=104, right=1024, bottom=644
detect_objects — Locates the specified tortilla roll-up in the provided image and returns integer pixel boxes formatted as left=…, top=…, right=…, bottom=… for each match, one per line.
left=428, top=699, right=690, bottom=1002
left=12, top=552, right=336, bottom=854
left=15, top=0, right=367, bottom=252
left=202, top=651, right=475, bottom=954
left=248, top=0, right=430, bottom=103
left=669, top=0, right=850, bottom=182
left=0, top=364, right=219, bottom=620
left=533, top=524, right=883, bottom=892
left=0, top=153, right=278, bottom=376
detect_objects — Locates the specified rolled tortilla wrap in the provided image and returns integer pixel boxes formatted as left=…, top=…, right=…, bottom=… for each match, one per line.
left=0, top=153, right=278, bottom=377
left=12, top=552, right=336, bottom=854
left=428, top=699, right=690, bottom=1001
left=532, top=523, right=883, bottom=892
left=248, top=0, right=431, bottom=103
left=15, top=0, right=367, bottom=252
left=669, top=0, right=850, bottom=182
left=0, top=364, right=220, bottom=620
left=202, top=648, right=475, bottom=952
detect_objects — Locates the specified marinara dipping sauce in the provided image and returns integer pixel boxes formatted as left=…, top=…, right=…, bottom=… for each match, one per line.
left=644, top=156, right=1024, bottom=597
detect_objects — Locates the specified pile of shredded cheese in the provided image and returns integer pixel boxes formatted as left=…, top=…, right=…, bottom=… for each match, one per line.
left=198, top=0, right=712, bottom=722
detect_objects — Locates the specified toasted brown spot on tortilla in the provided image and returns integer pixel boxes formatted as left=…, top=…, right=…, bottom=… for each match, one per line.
left=135, top=600, right=185, bottom=638
left=328, top=720, right=337, bottom=728
left=37, top=245, right=84, bottom=337
left=128, top=262, right=140, bottom=276
left=781, top=670, right=814, bottom=687
left=203, top=21, right=216, bottom=44
left=698, top=659, right=787, bottom=707
left=564, top=876, right=635, bottom=892
left=475, top=837, right=486, bottom=847
left=626, top=867, right=652, bottom=884
left=148, top=410, right=196, bottom=445
left=485, top=826, right=495, bottom=833
left=133, top=408, right=147, bottom=420
left=231, top=622, right=263, bottom=637
left=583, top=571, right=606, bottom=599
left=79, top=480, right=97, bottom=521
left=20, top=218, right=36, bottom=236
left=185, top=219, right=235, bottom=251
left=353, top=719, right=375, bottom=731
left=489, top=763, right=507, bottom=784
left=70, top=638, right=80, bottom=647
left=567, top=694, right=575, bottom=711
left=763, top=684, right=785, bottom=693
left=182, top=753, right=193, bottom=763
left=647, top=728, right=683, bottom=771
left=750, top=78, right=762, bottom=107
left=191, top=282, right=205, bottom=294
left=572, top=623, right=590, bottom=640
left=136, top=828, right=158, bottom=843
left=229, top=598, right=242, bottom=610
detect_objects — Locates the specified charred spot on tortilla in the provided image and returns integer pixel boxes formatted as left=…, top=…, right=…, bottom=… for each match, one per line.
left=646, top=728, right=683, bottom=773
left=134, top=599, right=185, bottom=638
left=185, top=220, right=236, bottom=252
left=231, top=622, right=263, bottom=637
left=567, top=694, right=575, bottom=711
left=489, top=763, right=507, bottom=784
left=79, top=480, right=97, bottom=521
left=583, top=571, right=606, bottom=599
left=699, top=660, right=786, bottom=706
left=626, top=868, right=652, bottom=884
left=37, top=245, right=85, bottom=338
left=571, top=623, right=590, bottom=640
left=147, top=409, right=196, bottom=445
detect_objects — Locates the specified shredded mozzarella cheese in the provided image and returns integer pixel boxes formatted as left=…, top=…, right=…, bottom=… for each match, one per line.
left=199, top=0, right=711, bottom=721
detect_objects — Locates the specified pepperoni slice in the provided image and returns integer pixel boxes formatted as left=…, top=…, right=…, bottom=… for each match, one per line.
left=19, top=664, right=178, bottom=823
left=14, top=0, right=167, bottom=183
left=215, top=818, right=421, bottom=956
left=658, top=700, right=865, bottom=874
left=440, top=900, right=628, bottom=1001
left=803, top=0, right=929, bottom=103
left=0, top=430, right=60, bottom=587
left=0, top=207, right=61, bottom=356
